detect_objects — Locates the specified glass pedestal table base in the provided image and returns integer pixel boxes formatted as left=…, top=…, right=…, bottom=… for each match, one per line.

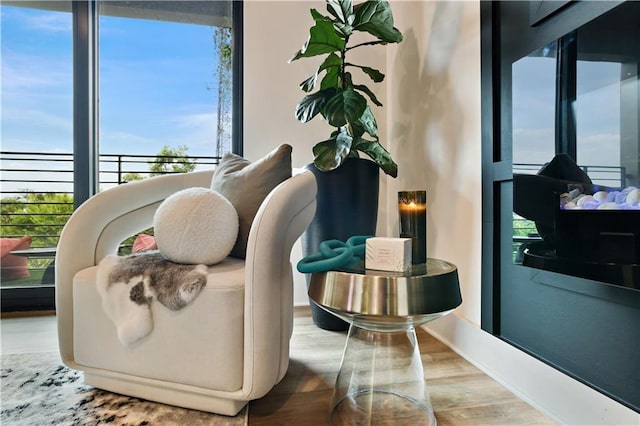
left=308, top=259, right=462, bottom=426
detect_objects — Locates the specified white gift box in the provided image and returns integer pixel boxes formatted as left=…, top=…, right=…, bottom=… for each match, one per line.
left=365, top=237, right=412, bottom=272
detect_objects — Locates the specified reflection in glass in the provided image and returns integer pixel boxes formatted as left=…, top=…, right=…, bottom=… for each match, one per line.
left=512, top=45, right=557, bottom=168
left=512, top=45, right=557, bottom=261
left=576, top=61, right=622, bottom=186
left=510, top=1, right=640, bottom=286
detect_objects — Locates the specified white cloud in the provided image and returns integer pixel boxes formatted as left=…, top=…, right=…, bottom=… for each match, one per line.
left=3, top=7, right=72, bottom=33
left=25, top=12, right=71, bottom=33
left=1, top=51, right=72, bottom=91
left=512, top=127, right=556, bottom=165
left=169, top=109, right=231, bottom=155
left=577, top=133, right=620, bottom=167
left=174, top=111, right=217, bottom=128
left=1, top=106, right=71, bottom=132
left=103, top=130, right=157, bottom=146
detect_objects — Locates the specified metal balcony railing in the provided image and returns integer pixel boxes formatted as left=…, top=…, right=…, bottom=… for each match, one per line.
left=1, top=151, right=220, bottom=287
left=1, top=154, right=628, bottom=285
left=513, top=163, right=627, bottom=187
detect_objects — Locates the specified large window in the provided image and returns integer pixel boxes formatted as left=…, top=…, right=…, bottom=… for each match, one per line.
left=0, top=0, right=242, bottom=311
left=98, top=1, right=236, bottom=187
left=1, top=2, right=74, bottom=311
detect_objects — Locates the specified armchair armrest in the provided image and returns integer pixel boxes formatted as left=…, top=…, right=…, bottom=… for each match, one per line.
left=56, top=170, right=214, bottom=364
left=242, top=170, right=317, bottom=398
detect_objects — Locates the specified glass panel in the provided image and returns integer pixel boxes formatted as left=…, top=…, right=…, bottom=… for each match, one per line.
left=97, top=1, right=233, bottom=190
left=575, top=61, right=622, bottom=186
left=511, top=44, right=557, bottom=261
left=512, top=45, right=558, bottom=169
left=510, top=2, right=640, bottom=287
left=0, top=2, right=73, bottom=289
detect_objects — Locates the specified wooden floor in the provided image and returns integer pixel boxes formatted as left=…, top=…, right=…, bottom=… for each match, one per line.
left=249, top=308, right=555, bottom=425
left=1, top=308, right=555, bottom=425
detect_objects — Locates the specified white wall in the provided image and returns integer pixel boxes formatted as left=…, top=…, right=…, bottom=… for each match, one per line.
left=386, top=1, right=482, bottom=325
left=243, top=0, right=387, bottom=305
left=243, top=1, right=324, bottom=165
left=244, top=1, right=327, bottom=305
left=243, top=2, right=639, bottom=424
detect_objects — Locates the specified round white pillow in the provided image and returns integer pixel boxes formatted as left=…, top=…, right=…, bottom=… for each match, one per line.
left=154, top=187, right=238, bottom=265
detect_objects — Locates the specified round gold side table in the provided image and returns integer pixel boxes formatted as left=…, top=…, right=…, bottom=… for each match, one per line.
left=309, top=259, right=462, bottom=426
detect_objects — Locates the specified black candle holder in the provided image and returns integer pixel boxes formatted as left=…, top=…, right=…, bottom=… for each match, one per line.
left=398, top=191, right=427, bottom=264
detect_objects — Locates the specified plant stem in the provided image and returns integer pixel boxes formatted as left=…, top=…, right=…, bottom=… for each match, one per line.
left=346, top=40, right=386, bottom=51
left=340, top=35, right=349, bottom=89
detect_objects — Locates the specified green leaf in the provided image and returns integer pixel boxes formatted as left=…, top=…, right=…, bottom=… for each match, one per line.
left=290, top=20, right=346, bottom=62
left=354, top=106, right=378, bottom=138
left=300, top=74, right=317, bottom=92
left=295, top=88, right=336, bottom=123
left=322, top=88, right=367, bottom=128
left=333, top=22, right=353, bottom=38
left=326, top=0, right=352, bottom=24
left=354, top=84, right=382, bottom=107
left=310, top=8, right=329, bottom=21
left=346, top=149, right=360, bottom=158
left=358, top=65, right=385, bottom=83
left=312, top=129, right=353, bottom=171
left=302, top=54, right=341, bottom=92
left=319, top=53, right=342, bottom=74
left=327, top=0, right=354, bottom=36
left=320, top=67, right=339, bottom=90
left=352, top=138, right=398, bottom=177
left=353, top=0, right=403, bottom=43
left=343, top=71, right=354, bottom=87
left=349, top=120, right=365, bottom=139
left=317, top=53, right=340, bottom=90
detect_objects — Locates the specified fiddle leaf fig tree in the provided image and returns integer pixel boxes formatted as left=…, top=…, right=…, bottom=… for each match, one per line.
left=290, top=0, right=403, bottom=177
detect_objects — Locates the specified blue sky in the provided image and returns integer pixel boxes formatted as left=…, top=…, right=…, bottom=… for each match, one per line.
left=1, top=4, right=223, bottom=158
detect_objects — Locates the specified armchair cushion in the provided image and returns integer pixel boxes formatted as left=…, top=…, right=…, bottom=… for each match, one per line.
left=74, top=257, right=245, bottom=392
left=154, top=187, right=238, bottom=265
left=211, top=144, right=292, bottom=258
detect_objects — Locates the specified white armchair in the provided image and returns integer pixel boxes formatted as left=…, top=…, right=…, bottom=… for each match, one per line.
left=55, top=169, right=316, bottom=416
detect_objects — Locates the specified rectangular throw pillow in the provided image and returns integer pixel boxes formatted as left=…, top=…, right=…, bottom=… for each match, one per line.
left=211, top=144, right=292, bottom=258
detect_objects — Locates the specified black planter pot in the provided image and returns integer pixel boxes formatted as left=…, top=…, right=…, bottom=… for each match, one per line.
left=302, top=158, right=379, bottom=331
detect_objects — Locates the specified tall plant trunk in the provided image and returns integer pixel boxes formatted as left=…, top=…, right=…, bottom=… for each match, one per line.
left=302, top=157, right=379, bottom=330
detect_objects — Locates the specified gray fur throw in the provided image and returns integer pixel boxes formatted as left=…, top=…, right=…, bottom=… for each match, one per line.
left=97, top=251, right=207, bottom=345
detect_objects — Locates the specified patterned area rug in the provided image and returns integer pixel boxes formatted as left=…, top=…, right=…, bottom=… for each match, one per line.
left=1, top=352, right=247, bottom=426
